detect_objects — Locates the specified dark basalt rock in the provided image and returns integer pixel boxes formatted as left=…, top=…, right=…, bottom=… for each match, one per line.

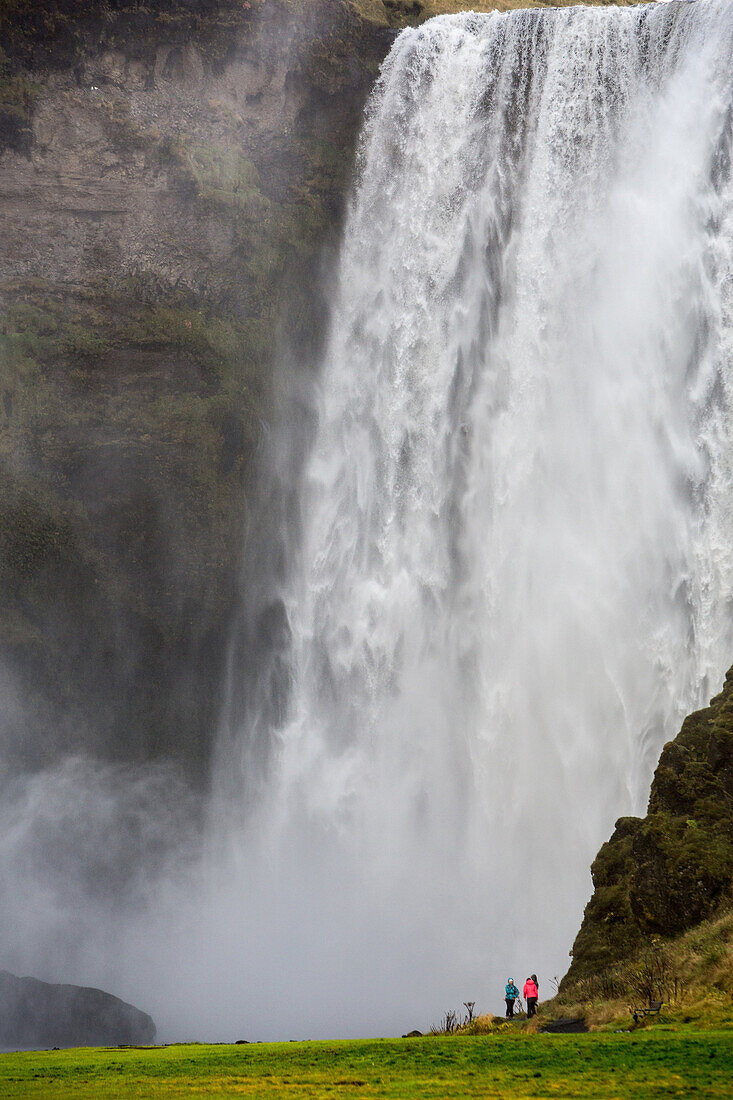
left=0, top=970, right=156, bottom=1050
left=541, top=1018, right=588, bottom=1034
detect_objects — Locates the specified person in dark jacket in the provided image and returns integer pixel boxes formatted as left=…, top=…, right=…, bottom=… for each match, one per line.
left=505, top=978, right=520, bottom=1018
left=523, top=975, right=539, bottom=1017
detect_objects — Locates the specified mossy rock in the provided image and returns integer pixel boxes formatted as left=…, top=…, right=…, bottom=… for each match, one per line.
left=564, top=670, right=733, bottom=992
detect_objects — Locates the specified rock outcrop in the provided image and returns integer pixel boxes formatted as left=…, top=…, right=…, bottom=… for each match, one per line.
left=0, top=970, right=156, bottom=1049
left=563, top=668, right=733, bottom=989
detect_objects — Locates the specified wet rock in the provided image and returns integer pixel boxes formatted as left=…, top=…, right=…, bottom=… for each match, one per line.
left=541, top=1018, right=588, bottom=1034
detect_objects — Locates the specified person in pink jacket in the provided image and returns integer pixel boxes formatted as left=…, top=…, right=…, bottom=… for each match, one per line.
left=523, top=975, right=539, bottom=1017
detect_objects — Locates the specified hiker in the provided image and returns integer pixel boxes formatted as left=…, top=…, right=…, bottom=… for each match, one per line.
left=524, top=975, right=539, bottom=1018
left=505, top=978, right=520, bottom=1018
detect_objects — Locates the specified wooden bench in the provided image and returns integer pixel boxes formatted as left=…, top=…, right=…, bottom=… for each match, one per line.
left=630, top=1001, right=663, bottom=1023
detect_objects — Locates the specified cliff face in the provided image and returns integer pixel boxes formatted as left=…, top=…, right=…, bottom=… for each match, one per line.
left=0, top=0, right=394, bottom=778
left=563, top=669, right=733, bottom=990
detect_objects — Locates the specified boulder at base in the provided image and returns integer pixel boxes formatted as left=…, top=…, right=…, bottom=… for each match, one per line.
left=0, top=971, right=156, bottom=1049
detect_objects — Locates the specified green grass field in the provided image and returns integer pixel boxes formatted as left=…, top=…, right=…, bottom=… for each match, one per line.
left=1, top=1028, right=732, bottom=1098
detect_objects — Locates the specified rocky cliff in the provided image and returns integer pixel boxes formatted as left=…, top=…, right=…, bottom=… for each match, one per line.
left=0, top=0, right=395, bottom=780
left=563, top=668, right=733, bottom=991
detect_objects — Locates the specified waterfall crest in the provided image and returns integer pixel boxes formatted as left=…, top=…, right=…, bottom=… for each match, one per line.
left=207, top=0, right=733, bottom=1037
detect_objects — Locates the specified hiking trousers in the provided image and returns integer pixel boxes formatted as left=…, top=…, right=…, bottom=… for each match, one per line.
left=527, top=997, right=537, bottom=1017
left=505, top=998, right=516, bottom=1018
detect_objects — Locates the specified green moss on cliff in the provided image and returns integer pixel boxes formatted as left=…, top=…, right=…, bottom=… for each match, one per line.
left=563, top=671, right=733, bottom=996
left=0, top=279, right=261, bottom=768
left=0, top=47, right=38, bottom=149
left=187, top=146, right=268, bottom=214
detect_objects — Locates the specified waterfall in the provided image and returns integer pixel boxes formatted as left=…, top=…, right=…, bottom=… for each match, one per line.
left=200, top=0, right=733, bottom=1038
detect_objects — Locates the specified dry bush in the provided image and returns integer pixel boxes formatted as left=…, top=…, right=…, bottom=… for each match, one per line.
left=553, top=909, right=733, bottom=1030
left=466, top=1014, right=510, bottom=1035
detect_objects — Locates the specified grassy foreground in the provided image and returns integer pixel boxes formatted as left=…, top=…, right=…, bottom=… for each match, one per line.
left=2, top=1028, right=733, bottom=1099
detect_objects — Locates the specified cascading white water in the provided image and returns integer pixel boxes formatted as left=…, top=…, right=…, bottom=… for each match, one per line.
left=192, top=0, right=733, bottom=1039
